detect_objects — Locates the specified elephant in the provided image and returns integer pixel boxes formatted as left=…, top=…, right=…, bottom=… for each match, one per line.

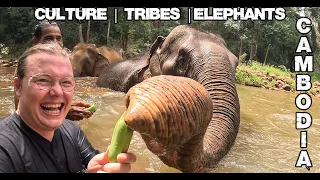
left=96, top=51, right=151, bottom=93
left=69, top=43, right=123, bottom=77
left=124, top=25, right=240, bottom=172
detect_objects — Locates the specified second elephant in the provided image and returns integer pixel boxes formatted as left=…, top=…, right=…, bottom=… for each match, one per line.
left=96, top=52, right=151, bottom=93
left=69, top=43, right=124, bottom=77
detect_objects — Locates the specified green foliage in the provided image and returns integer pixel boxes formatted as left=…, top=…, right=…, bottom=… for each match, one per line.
left=0, top=7, right=37, bottom=57
left=59, top=20, right=79, bottom=49
left=0, top=6, right=320, bottom=74
left=314, top=51, right=320, bottom=74
left=277, top=65, right=289, bottom=72
left=250, top=61, right=292, bottom=77
left=307, top=72, right=320, bottom=83
left=239, top=53, right=247, bottom=63
left=235, top=68, right=263, bottom=87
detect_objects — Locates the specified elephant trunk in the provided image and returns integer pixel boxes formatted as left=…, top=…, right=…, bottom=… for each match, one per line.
left=189, top=50, right=240, bottom=172
left=124, top=75, right=214, bottom=172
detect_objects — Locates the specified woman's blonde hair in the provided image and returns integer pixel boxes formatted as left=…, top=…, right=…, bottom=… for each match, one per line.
left=15, top=42, right=70, bottom=79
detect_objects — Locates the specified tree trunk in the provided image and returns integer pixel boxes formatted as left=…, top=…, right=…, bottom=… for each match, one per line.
left=238, top=39, right=244, bottom=63
left=263, top=43, right=270, bottom=66
left=86, top=20, right=91, bottom=43
left=106, top=19, right=110, bottom=45
left=309, top=7, right=320, bottom=51
left=78, top=23, right=84, bottom=43
left=121, top=35, right=128, bottom=52
left=249, top=38, right=255, bottom=61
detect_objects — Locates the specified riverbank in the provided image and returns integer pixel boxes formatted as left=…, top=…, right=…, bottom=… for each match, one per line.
left=0, top=58, right=17, bottom=67
left=236, top=61, right=320, bottom=99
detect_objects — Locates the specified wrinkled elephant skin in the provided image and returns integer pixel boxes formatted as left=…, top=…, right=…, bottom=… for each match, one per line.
left=207, top=33, right=239, bottom=71
left=124, top=75, right=214, bottom=172
left=97, top=46, right=124, bottom=64
left=96, top=52, right=150, bottom=93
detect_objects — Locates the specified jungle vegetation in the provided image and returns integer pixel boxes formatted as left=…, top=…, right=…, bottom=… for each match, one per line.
left=1, top=7, right=320, bottom=74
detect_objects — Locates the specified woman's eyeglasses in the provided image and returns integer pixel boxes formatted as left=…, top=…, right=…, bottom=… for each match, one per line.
left=28, top=73, right=75, bottom=92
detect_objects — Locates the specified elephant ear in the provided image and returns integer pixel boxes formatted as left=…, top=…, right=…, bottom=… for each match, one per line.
left=96, top=48, right=110, bottom=65
left=86, top=46, right=100, bottom=63
left=136, top=60, right=150, bottom=82
left=129, top=54, right=151, bottom=85
left=83, top=46, right=102, bottom=76
left=150, top=36, right=165, bottom=57
left=92, top=48, right=110, bottom=77
left=172, top=49, right=191, bottom=76
left=148, top=36, right=165, bottom=76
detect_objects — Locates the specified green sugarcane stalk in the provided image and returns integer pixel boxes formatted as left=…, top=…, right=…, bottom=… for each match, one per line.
left=108, top=111, right=134, bottom=163
left=84, top=102, right=97, bottom=113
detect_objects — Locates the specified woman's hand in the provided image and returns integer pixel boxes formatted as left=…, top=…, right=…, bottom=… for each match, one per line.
left=87, top=146, right=137, bottom=173
left=66, top=100, right=94, bottom=121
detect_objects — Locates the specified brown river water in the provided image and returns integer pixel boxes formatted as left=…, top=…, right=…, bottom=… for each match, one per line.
left=0, top=66, right=319, bottom=173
